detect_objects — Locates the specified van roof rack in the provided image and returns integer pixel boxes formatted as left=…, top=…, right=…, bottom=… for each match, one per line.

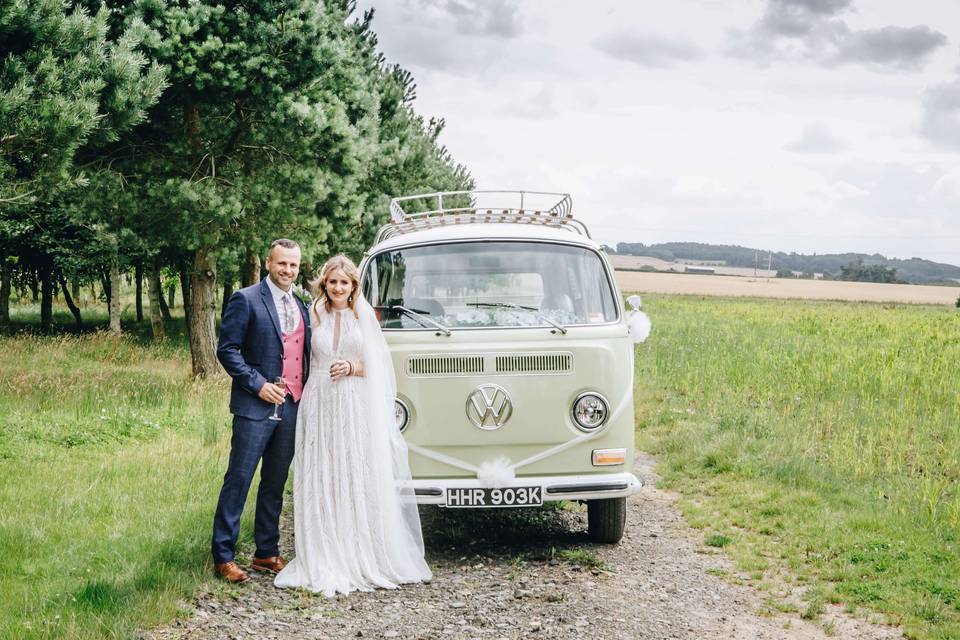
left=373, top=190, right=590, bottom=244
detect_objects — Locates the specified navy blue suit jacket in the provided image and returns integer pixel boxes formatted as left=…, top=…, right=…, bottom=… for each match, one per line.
left=217, top=279, right=311, bottom=420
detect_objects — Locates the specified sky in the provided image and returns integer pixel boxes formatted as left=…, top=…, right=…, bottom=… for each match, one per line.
left=354, top=0, right=960, bottom=265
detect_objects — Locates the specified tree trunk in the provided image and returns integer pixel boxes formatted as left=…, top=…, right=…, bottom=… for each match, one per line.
left=135, top=260, right=144, bottom=322
left=108, top=255, right=121, bottom=336
left=188, top=247, right=219, bottom=378
left=148, top=257, right=165, bottom=340
left=159, top=284, right=172, bottom=320
left=71, top=278, right=80, bottom=303
left=167, top=282, right=176, bottom=309
left=0, top=260, right=11, bottom=326
left=29, top=268, right=39, bottom=303
left=221, top=279, right=234, bottom=318
left=39, top=262, right=53, bottom=332
left=242, top=248, right=261, bottom=287
left=100, top=269, right=112, bottom=309
left=179, top=257, right=191, bottom=338
left=57, top=272, right=82, bottom=328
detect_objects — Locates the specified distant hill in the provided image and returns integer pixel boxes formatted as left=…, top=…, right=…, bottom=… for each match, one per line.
left=614, top=242, right=960, bottom=285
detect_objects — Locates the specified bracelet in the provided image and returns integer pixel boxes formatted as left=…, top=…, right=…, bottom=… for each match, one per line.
left=346, top=361, right=354, bottom=376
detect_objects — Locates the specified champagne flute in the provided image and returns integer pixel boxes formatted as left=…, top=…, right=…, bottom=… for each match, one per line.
left=268, top=376, right=287, bottom=421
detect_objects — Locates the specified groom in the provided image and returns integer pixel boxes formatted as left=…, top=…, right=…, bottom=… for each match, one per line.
left=211, top=238, right=311, bottom=583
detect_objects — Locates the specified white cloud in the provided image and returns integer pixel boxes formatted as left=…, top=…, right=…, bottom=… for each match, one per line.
left=919, top=78, right=960, bottom=150
left=355, top=0, right=960, bottom=264
left=931, top=168, right=960, bottom=204
left=785, top=123, right=845, bottom=153
left=592, top=32, right=705, bottom=68
left=728, top=0, right=947, bottom=72
left=496, top=86, right=558, bottom=120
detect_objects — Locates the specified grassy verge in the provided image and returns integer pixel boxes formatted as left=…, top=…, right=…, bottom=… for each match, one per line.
left=0, top=328, right=245, bottom=639
left=634, top=296, right=959, bottom=639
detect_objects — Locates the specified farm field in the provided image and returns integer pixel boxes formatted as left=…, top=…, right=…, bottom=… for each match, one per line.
left=634, top=295, right=960, bottom=639
left=617, top=270, right=960, bottom=305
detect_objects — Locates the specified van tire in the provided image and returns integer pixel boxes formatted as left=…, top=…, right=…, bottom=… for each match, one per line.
left=587, top=497, right=626, bottom=544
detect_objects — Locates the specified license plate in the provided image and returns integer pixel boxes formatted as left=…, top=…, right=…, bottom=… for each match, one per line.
left=445, top=486, right=543, bottom=508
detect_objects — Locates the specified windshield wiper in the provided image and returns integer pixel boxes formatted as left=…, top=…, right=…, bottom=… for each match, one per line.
left=384, top=305, right=452, bottom=336
left=466, top=301, right=568, bottom=335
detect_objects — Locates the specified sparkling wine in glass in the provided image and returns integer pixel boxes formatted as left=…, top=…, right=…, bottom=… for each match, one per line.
left=269, top=376, right=287, bottom=421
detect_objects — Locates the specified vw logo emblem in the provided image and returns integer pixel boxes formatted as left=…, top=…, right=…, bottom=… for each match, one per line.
left=465, top=384, right=513, bottom=430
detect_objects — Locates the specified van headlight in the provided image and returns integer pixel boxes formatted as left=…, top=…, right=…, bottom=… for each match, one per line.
left=572, top=392, right=609, bottom=432
left=394, top=398, right=409, bottom=432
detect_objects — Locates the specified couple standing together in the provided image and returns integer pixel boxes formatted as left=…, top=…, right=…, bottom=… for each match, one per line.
left=211, top=238, right=431, bottom=596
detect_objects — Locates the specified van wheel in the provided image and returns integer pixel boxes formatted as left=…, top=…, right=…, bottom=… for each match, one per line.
left=587, top=497, right=626, bottom=544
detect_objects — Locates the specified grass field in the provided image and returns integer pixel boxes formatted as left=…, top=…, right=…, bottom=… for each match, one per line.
left=634, top=296, right=960, bottom=639
left=2, top=295, right=959, bottom=638
left=0, top=307, right=241, bottom=640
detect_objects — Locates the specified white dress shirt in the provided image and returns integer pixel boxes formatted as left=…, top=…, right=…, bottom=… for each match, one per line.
left=265, top=276, right=301, bottom=333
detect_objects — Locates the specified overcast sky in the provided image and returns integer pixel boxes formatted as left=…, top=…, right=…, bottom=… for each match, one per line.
left=355, top=0, right=960, bottom=264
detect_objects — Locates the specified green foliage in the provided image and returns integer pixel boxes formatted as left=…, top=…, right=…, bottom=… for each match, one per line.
left=0, top=0, right=165, bottom=205
left=839, top=257, right=899, bottom=283
left=635, top=295, right=960, bottom=639
left=705, top=533, right=732, bottom=548
left=0, top=1, right=473, bottom=365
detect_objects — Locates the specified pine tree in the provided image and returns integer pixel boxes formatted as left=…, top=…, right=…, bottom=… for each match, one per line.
left=0, top=0, right=164, bottom=328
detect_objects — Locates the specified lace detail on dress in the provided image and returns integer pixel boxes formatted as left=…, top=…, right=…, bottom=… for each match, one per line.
left=274, top=307, right=431, bottom=596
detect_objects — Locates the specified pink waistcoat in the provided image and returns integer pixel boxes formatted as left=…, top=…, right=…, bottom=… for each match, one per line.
left=281, top=319, right=305, bottom=402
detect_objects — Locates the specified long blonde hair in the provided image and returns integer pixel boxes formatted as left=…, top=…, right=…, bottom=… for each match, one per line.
left=310, top=254, right=361, bottom=320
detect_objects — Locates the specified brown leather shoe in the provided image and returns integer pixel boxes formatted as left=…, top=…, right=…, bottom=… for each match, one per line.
left=214, top=561, right=251, bottom=584
left=250, top=555, right=287, bottom=574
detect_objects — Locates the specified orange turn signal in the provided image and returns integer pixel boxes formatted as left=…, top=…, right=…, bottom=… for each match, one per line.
left=592, top=448, right=626, bottom=466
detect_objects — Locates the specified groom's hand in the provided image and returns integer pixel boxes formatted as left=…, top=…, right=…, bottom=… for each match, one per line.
left=258, top=383, right=286, bottom=404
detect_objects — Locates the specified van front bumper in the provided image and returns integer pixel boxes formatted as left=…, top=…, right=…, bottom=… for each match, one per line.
left=408, top=472, right=642, bottom=505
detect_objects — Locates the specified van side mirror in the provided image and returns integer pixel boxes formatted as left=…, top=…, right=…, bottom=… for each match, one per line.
left=626, top=295, right=642, bottom=311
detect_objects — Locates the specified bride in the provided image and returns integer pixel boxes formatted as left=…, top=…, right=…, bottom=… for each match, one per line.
left=274, top=254, right=431, bottom=595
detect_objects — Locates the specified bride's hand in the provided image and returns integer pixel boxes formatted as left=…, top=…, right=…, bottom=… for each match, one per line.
left=329, top=359, right=351, bottom=380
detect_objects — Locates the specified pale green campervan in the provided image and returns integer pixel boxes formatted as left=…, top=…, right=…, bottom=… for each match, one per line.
left=360, top=191, right=644, bottom=543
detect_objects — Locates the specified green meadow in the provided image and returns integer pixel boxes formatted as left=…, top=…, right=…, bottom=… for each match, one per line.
left=635, top=296, right=960, bottom=639
left=0, top=306, right=238, bottom=639
left=1, top=296, right=958, bottom=638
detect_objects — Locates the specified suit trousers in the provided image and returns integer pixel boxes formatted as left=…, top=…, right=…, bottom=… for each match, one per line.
left=211, top=396, right=297, bottom=564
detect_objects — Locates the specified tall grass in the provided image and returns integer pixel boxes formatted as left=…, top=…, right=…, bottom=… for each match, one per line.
left=635, top=296, right=960, bottom=639
left=0, top=329, right=239, bottom=639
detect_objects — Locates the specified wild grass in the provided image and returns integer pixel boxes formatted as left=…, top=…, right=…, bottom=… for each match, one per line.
left=635, top=296, right=960, bottom=639
left=0, top=326, right=240, bottom=639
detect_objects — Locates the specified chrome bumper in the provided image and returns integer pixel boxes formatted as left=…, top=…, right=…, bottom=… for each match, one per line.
left=408, top=472, right=642, bottom=505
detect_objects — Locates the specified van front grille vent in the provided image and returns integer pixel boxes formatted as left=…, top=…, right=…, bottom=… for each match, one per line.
left=495, top=352, right=573, bottom=375
left=407, top=355, right=485, bottom=377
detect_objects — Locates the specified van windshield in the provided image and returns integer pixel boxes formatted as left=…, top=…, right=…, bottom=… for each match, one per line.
left=362, top=241, right=619, bottom=329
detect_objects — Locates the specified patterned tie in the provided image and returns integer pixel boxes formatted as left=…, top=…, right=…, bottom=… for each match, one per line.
left=281, top=294, right=295, bottom=333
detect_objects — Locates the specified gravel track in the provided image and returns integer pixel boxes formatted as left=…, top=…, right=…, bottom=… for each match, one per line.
left=144, top=454, right=903, bottom=640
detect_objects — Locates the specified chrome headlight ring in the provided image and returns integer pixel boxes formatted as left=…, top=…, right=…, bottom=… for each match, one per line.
left=394, top=398, right=410, bottom=433
left=571, top=391, right=610, bottom=433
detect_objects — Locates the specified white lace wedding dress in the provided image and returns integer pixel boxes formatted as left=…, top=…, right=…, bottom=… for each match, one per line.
left=274, top=301, right=431, bottom=595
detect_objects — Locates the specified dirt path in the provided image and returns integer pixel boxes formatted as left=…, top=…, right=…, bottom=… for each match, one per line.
left=144, top=455, right=902, bottom=640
